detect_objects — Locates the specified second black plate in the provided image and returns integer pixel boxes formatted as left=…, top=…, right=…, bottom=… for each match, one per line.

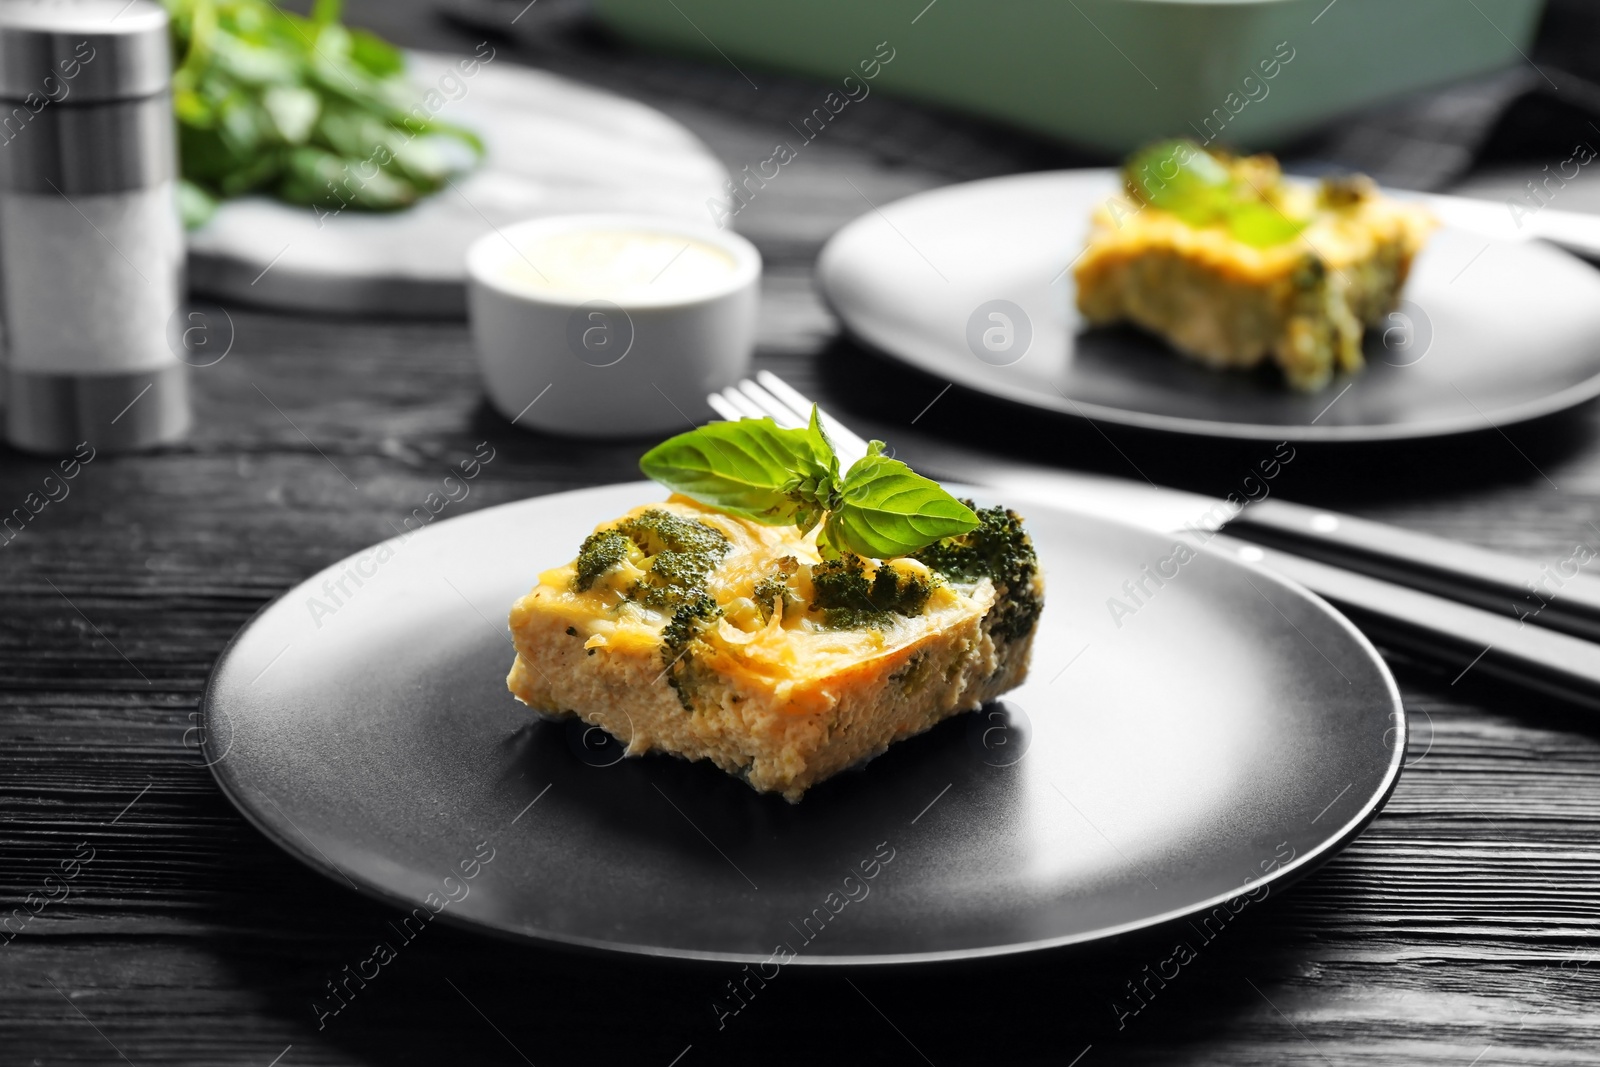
left=816, top=170, right=1600, bottom=442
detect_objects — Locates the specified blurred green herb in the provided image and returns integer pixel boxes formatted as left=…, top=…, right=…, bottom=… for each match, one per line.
left=1124, top=139, right=1305, bottom=248
left=165, top=0, right=484, bottom=228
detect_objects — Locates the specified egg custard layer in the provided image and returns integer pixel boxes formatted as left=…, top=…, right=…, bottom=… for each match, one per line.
left=507, top=496, right=1042, bottom=801
left=1074, top=153, right=1436, bottom=392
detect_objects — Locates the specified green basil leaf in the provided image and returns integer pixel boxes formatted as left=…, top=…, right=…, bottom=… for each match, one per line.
left=806, top=405, right=837, bottom=474
left=1124, top=139, right=1309, bottom=247
left=640, top=415, right=838, bottom=526
left=1124, top=138, right=1231, bottom=225
left=177, top=179, right=218, bottom=230
left=349, top=29, right=406, bottom=78
left=821, top=442, right=978, bottom=558
left=166, top=0, right=482, bottom=219
left=311, top=0, right=345, bottom=27
left=1226, top=201, right=1305, bottom=247
left=789, top=406, right=840, bottom=533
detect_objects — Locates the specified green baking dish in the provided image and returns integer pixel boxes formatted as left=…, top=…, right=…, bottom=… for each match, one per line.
left=591, top=0, right=1545, bottom=154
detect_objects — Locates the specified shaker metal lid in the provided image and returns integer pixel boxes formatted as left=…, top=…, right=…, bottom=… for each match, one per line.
left=0, top=0, right=169, bottom=103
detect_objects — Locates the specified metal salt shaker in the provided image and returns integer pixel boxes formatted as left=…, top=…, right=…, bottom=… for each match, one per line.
left=0, top=0, right=187, bottom=454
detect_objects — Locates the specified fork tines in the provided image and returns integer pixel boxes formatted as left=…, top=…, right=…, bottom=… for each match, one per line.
left=708, top=371, right=870, bottom=466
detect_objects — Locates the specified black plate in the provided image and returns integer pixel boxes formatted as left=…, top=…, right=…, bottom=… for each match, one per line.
left=816, top=170, right=1600, bottom=442
left=203, top=483, right=1403, bottom=964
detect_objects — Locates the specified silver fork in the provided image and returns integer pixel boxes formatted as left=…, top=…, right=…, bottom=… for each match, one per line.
left=707, top=371, right=871, bottom=468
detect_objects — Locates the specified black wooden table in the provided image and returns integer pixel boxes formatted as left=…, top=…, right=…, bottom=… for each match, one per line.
left=4, top=3, right=1599, bottom=1064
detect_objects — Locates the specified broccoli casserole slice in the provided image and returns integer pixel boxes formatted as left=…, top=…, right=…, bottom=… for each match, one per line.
left=1074, top=142, right=1437, bottom=392
left=507, top=497, right=1042, bottom=801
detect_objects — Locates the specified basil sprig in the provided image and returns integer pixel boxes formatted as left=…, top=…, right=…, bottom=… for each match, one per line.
left=165, top=0, right=486, bottom=228
left=639, top=409, right=978, bottom=558
left=1125, top=139, right=1306, bottom=248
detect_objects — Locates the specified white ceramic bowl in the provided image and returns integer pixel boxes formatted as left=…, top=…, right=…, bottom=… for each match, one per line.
left=466, top=213, right=761, bottom=438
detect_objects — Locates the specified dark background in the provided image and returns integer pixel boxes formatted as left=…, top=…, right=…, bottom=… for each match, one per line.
left=3, top=1, right=1599, bottom=1063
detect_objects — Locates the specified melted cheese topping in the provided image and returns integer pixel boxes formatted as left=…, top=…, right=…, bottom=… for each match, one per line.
left=519, top=496, right=991, bottom=688
left=1080, top=179, right=1435, bottom=285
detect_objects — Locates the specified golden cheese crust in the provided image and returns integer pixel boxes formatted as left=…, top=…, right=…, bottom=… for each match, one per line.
left=1074, top=162, right=1436, bottom=391
left=506, top=498, right=1041, bottom=801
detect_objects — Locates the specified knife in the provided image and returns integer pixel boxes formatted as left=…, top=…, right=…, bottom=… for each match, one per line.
left=1419, top=192, right=1600, bottom=265
left=928, top=457, right=1600, bottom=712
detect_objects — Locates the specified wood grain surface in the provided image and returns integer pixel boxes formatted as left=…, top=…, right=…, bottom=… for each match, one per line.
left=3, top=3, right=1599, bottom=1064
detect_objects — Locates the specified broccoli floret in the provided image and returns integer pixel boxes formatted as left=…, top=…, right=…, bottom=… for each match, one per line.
left=621, top=510, right=730, bottom=610
left=1317, top=173, right=1375, bottom=209
left=636, top=551, right=714, bottom=605
left=568, top=511, right=730, bottom=709
left=660, top=592, right=720, bottom=711
left=570, top=509, right=730, bottom=607
left=809, top=554, right=934, bottom=629
left=912, top=504, right=1040, bottom=642
left=661, top=591, right=719, bottom=654
left=754, top=556, right=800, bottom=622
left=618, top=509, right=727, bottom=559
left=574, top=529, right=630, bottom=592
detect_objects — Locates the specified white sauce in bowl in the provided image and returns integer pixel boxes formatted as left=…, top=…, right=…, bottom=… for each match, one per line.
left=498, top=229, right=737, bottom=303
